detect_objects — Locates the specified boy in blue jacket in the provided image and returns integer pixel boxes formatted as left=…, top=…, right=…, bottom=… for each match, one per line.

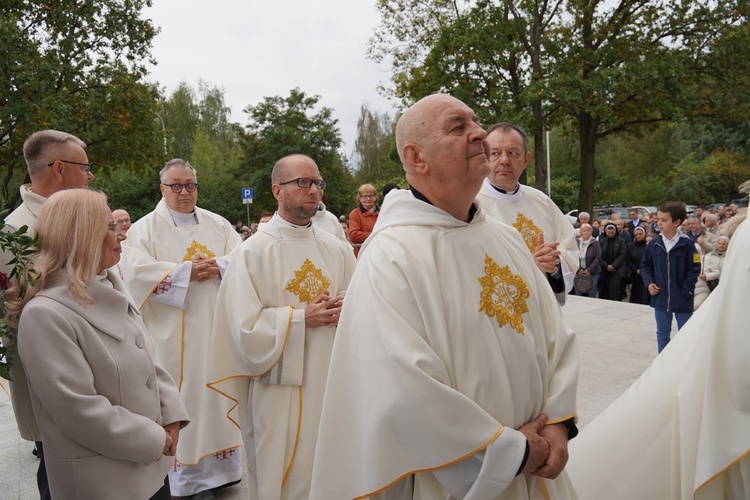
left=641, top=201, right=701, bottom=352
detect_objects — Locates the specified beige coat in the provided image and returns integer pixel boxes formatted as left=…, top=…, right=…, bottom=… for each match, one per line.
left=18, top=269, right=189, bottom=500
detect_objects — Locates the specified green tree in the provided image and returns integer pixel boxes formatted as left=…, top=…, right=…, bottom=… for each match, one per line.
left=240, top=88, right=357, bottom=218
left=352, top=103, right=402, bottom=184
left=162, top=82, right=200, bottom=159
left=369, top=0, right=750, bottom=214
left=0, top=0, right=164, bottom=209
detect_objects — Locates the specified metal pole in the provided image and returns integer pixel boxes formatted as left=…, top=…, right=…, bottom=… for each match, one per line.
left=546, top=130, right=551, bottom=198
left=154, top=112, right=167, bottom=156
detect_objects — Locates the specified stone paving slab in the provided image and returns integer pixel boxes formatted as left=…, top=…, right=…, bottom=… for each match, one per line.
left=0, top=295, right=667, bottom=498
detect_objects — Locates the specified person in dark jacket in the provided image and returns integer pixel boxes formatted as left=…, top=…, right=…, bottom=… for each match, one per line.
left=574, top=223, right=601, bottom=297
left=598, top=223, right=627, bottom=301
left=641, top=201, right=701, bottom=353
left=627, top=226, right=649, bottom=304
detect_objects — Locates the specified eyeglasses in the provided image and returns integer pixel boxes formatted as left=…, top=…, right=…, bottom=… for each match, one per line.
left=107, top=222, right=124, bottom=235
left=360, top=194, right=376, bottom=199
left=162, top=182, right=198, bottom=193
left=47, top=160, right=92, bottom=173
left=279, top=178, right=326, bottom=190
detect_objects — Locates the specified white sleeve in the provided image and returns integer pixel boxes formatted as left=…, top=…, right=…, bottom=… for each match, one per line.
left=148, top=261, right=191, bottom=309
left=432, top=427, right=527, bottom=499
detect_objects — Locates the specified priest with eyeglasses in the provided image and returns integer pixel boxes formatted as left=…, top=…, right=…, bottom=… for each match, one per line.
left=120, top=158, right=243, bottom=500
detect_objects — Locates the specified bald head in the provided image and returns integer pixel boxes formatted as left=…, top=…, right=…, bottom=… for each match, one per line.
left=394, top=94, right=489, bottom=222
left=272, top=154, right=316, bottom=185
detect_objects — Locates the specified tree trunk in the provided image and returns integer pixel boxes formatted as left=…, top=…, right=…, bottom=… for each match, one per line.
left=577, top=112, right=597, bottom=215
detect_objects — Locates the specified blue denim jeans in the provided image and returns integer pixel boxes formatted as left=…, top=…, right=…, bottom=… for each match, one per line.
left=654, top=308, right=692, bottom=352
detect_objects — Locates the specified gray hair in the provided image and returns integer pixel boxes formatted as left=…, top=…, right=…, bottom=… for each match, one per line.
left=159, top=158, right=197, bottom=183
left=578, top=211, right=590, bottom=220
left=486, top=123, right=529, bottom=153
left=717, top=235, right=730, bottom=244
left=23, top=130, right=86, bottom=178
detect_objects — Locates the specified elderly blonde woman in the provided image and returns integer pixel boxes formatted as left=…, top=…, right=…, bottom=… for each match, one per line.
left=6, top=190, right=189, bottom=500
left=694, top=235, right=728, bottom=310
left=348, top=183, right=380, bottom=257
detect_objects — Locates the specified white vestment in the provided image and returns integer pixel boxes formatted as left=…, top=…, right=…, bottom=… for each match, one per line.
left=310, top=189, right=579, bottom=500
left=312, top=201, right=349, bottom=244
left=477, top=179, right=578, bottom=296
left=568, top=217, right=750, bottom=500
left=1, top=184, right=46, bottom=439
left=120, top=198, right=243, bottom=495
left=207, top=214, right=356, bottom=499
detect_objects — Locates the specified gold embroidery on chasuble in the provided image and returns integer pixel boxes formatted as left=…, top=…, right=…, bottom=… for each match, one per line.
left=286, top=258, right=330, bottom=304
left=183, top=240, right=215, bottom=261
left=478, top=255, right=530, bottom=335
left=512, top=213, right=542, bottom=254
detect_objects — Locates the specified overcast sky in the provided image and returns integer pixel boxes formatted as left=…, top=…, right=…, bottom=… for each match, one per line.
left=142, top=0, right=397, bottom=161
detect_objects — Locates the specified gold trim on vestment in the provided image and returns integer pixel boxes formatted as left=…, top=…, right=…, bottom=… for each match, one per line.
left=286, top=258, right=330, bottom=304
left=694, top=447, right=750, bottom=498
left=354, top=426, right=507, bottom=500
left=478, top=255, right=530, bottom=335
left=282, top=386, right=304, bottom=486
left=182, top=240, right=215, bottom=261
left=512, top=213, right=543, bottom=254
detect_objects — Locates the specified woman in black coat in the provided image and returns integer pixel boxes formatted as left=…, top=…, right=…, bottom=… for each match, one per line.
left=598, top=223, right=627, bottom=301
left=626, top=226, right=649, bottom=304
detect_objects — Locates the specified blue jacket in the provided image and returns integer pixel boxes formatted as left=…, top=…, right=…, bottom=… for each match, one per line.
left=640, top=234, right=701, bottom=312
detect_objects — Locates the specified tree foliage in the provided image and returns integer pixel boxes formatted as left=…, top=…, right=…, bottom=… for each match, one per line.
left=0, top=0, right=164, bottom=210
left=369, top=0, right=750, bottom=213
left=351, top=103, right=403, bottom=184
left=240, top=88, right=357, bottom=218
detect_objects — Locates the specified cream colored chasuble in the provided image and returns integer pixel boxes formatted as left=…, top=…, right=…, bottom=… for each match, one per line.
left=120, top=198, right=242, bottom=467
left=207, top=214, right=356, bottom=499
left=310, top=190, right=579, bottom=500
left=568, top=216, right=750, bottom=500
left=477, top=179, right=578, bottom=296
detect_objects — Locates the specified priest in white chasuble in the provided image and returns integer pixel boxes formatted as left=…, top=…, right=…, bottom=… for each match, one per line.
left=568, top=209, right=750, bottom=500
left=207, top=154, right=356, bottom=500
left=477, top=123, right=578, bottom=301
left=120, top=159, right=243, bottom=499
left=310, top=94, right=579, bottom=500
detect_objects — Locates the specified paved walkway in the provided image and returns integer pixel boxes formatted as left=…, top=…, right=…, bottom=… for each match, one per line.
left=0, top=295, right=664, bottom=499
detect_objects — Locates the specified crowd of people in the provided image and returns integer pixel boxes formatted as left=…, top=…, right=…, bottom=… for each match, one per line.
left=572, top=204, right=741, bottom=309
left=0, top=93, right=747, bottom=500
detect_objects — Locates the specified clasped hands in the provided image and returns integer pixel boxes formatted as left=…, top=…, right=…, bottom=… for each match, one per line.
left=518, top=413, right=569, bottom=479
left=190, top=255, right=221, bottom=282
left=305, top=290, right=344, bottom=328
left=534, top=233, right=561, bottom=274
left=162, top=421, right=181, bottom=457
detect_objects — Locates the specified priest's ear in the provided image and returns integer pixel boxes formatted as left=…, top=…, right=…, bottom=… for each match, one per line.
left=402, top=143, right=429, bottom=176
left=271, top=183, right=283, bottom=202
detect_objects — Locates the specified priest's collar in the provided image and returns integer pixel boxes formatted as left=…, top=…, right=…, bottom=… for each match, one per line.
left=168, top=207, right=197, bottom=227
left=489, top=180, right=520, bottom=195
left=275, top=212, right=312, bottom=229
left=409, top=184, right=478, bottom=221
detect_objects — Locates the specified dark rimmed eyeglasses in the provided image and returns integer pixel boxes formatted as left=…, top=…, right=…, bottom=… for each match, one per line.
left=47, top=160, right=92, bottom=173
left=162, top=182, right=198, bottom=193
left=279, top=178, right=326, bottom=190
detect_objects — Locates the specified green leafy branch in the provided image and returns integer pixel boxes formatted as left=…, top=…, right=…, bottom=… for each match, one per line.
left=0, top=218, right=38, bottom=382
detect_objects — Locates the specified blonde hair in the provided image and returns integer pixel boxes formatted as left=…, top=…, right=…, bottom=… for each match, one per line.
left=5, top=189, right=110, bottom=317
left=357, top=183, right=377, bottom=202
